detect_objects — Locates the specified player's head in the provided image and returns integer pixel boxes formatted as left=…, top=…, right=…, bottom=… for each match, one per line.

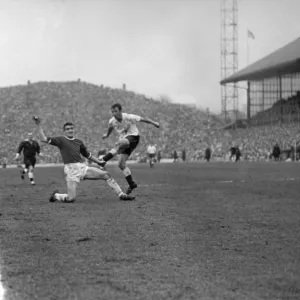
left=111, top=103, right=122, bottom=119
left=63, top=122, right=74, bottom=138
left=28, top=132, right=33, bottom=140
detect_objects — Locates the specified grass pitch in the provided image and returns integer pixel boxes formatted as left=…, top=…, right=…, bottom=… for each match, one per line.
left=0, top=162, right=299, bottom=300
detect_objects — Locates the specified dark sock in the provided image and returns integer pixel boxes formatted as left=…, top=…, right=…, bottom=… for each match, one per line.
left=30, top=178, right=33, bottom=182
left=103, top=152, right=114, bottom=162
left=22, top=170, right=26, bottom=175
left=125, top=175, right=134, bottom=186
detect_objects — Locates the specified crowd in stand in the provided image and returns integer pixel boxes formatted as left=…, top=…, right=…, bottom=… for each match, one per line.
left=1, top=81, right=300, bottom=166
left=0, top=81, right=217, bottom=164
left=225, top=124, right=300, bottom=161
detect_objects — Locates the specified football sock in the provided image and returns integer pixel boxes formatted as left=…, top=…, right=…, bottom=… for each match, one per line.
left=103, top=149, right=118, bottom=162
left=106, top=178, right=123, bottom=197
left=54, top=193, right=68, bottom=202
left=103, top=152, right=113, bottom=162
left=28, top=172, right=34, bottom=182
left=123, top=167, right=134, bottom=186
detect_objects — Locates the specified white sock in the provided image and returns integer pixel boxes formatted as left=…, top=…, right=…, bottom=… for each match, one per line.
left=106, top=178, right=123, bottom=197
left=123, top=167, right=131, bottom=177
left=28, top=172, right=34, bottom=179
left=109, top=148, right=118, bottom=157
left=54, top=193, right=68, bottom=202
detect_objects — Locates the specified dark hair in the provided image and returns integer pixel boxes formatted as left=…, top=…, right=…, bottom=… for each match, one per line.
left=63, top=122, right=74, bottom=130
left=111, top=103, right=122, bottom=111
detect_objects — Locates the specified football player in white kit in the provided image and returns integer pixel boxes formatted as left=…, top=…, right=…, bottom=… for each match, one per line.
left=147, top=144, right=157, bottom=168
left=100, top=103, right=160, bottom=194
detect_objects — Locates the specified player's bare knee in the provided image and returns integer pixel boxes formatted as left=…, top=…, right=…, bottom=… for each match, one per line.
left=100, top=170, right=108, bottom=178
left=103, top=173, right=110, bottom=180
left=95, top=168, right=109, bottom=180
left=119, top=139, right=129, bottom=147
left=118, top=160, right=126, bottom=170
left=109, top=148, right=118, bottom=156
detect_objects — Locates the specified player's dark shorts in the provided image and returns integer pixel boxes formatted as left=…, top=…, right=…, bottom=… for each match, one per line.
left=120, top=135, right=140, bottom=156
left=148, top=153, right=156, bottom=158
left=24, top=157, right=36, bottom=168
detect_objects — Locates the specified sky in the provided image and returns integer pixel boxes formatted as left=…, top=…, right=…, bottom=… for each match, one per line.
left=0, top=0, right=300, bottom=113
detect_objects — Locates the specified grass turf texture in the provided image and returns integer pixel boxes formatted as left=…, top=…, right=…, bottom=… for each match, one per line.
left=0, top=162, right=300, bottom=300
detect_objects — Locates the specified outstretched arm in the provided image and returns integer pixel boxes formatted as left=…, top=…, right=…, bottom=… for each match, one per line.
left=32, top=117, right=47, bottom=142
left=80, top=144, right=106, bottom=166
left=140, top=117, right=160, bottom=128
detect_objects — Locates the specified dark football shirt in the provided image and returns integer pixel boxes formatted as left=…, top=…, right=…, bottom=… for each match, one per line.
left=46, top=136, right=91, bottom=164
left=17, top=140, right=40, bottom=158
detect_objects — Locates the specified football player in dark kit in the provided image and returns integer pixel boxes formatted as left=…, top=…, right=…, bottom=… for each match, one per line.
left=15, top=132, right=41, bottom=185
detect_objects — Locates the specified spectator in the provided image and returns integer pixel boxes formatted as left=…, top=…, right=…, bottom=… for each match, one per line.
left=2, top=157, right=7, bottom=168
left=182, top=149, right=186, bottom=162
left=230, top=146, right=236, bottom=161
left=205, top=147, right=211, bottom=162
left=173, top=150, right=178, bottom=163
left=157, top=150, right=161, bottom=163
left=272, top=143, right=281, bottom=161
left=235, top=146, right=241, bottom=162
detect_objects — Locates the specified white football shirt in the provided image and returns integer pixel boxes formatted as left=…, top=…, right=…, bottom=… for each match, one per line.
left=109, top=113, right=141, bottom=139
left=147, top=145, right=156, bottom=154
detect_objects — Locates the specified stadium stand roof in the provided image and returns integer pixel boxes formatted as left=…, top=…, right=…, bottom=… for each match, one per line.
left=220, top=37, right=300, bottom=84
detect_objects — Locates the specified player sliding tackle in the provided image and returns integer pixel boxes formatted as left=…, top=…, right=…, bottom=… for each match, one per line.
left=32, top=116, right=135, bottom=202
left=99, top=103, right=160, bottom=194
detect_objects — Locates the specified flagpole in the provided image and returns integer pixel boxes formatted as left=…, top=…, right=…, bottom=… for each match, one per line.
left=247, top=30, right=249, bottom=65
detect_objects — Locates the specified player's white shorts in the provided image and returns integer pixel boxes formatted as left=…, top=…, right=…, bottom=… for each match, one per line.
left=64, top=163, right=88, bottom=183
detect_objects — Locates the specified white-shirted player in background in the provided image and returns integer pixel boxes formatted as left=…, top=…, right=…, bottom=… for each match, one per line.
left=147, top=144, right=157, bottom=168
left=100, top=103, right=160, bottom=194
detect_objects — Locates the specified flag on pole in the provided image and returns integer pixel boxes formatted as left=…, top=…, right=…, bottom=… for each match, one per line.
left=247, top=29, right=255, bottom=39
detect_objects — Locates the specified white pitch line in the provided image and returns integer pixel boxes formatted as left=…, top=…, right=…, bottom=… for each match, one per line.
left=139, top=184, right=166, bottom=187
left=135, top=177, right=299, bottom=188
left=216, top=178, right=299, bottom=184
left=218, top=180, right=233, bottom=183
